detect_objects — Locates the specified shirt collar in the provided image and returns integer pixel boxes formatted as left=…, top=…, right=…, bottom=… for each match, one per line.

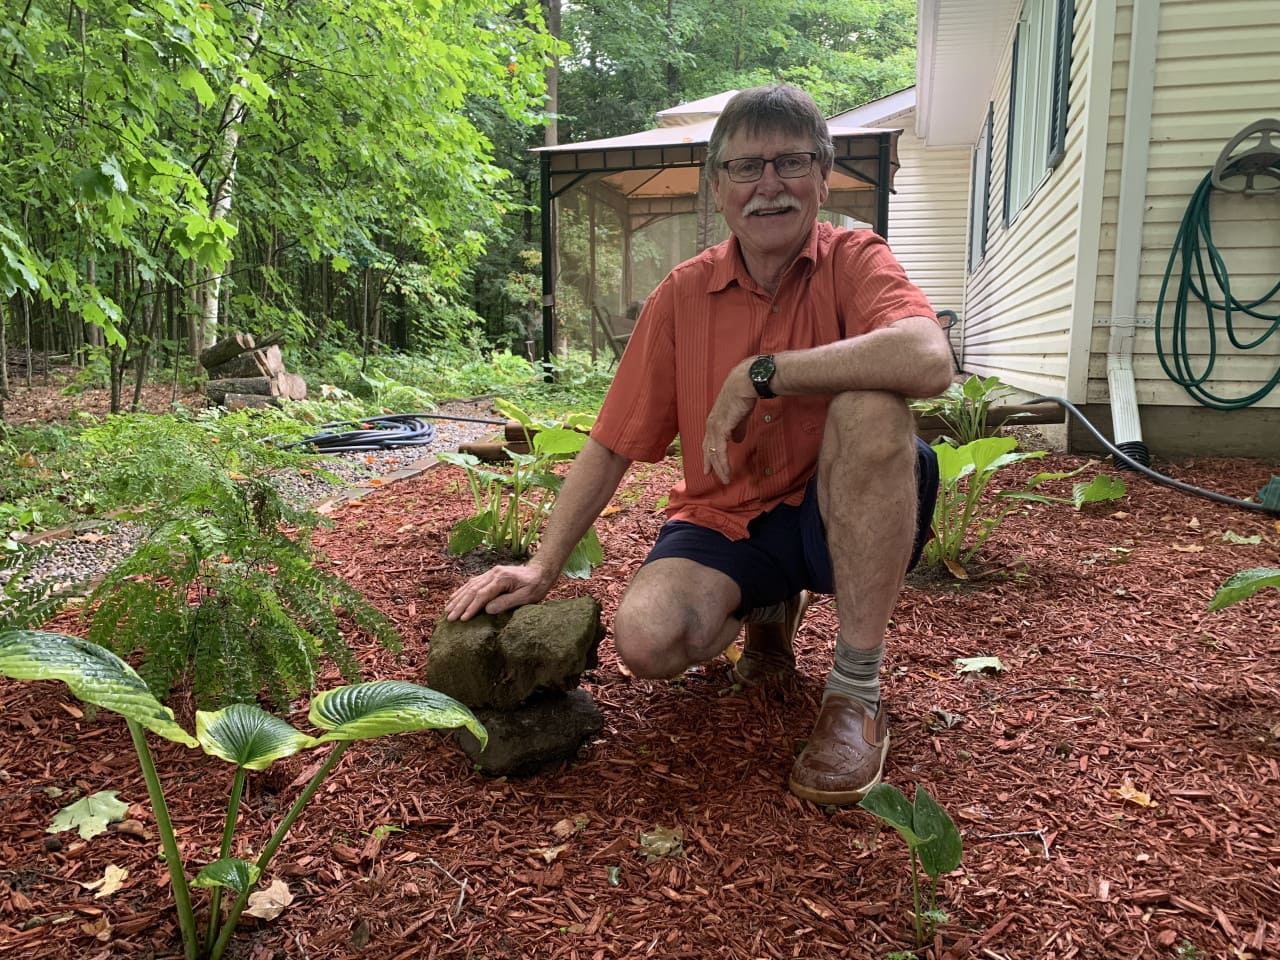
left=704, top=221, right=823, bottom=295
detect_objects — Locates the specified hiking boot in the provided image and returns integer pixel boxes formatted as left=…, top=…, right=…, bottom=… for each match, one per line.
left=731, top=591, right=809, bottom=686
left=788, top=694, right=888, bottom=805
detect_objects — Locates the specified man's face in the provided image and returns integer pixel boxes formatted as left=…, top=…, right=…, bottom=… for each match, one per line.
left=711, top=127, right=830, bottom=268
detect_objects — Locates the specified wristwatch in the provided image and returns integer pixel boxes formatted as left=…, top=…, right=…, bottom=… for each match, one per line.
left=749, top=354, right=776, bottom=399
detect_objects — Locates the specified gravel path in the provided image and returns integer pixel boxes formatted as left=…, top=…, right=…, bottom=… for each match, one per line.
left=3, top=400, right=502, bottom=597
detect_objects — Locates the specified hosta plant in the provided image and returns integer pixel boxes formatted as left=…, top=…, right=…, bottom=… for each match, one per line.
left=1209, top=567, right=1280, bottom=611
left=437, top=399, right=602, bottom=577
left=859, top=783, right=963, bottom=947
left=912, top=374, right=1024, bottom=446
left=925, top=436, right=1126, bottom=575
left=0, top=629, right=486, bottom=960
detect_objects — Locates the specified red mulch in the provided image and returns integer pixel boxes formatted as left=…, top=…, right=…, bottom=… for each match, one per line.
left=2, top=438, right=1278, bottom=959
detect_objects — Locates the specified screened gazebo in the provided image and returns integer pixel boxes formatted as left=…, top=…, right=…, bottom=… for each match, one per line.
left=532, top=91, right=905, bottom=363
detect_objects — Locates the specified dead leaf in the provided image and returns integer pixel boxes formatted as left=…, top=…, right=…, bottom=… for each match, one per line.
left=350, top=918, right=371, bottom=950
left=395, top=523, right=416, bottom=533
left=80, top=916, right=112, bottom=941
left=245, top=878, right=293, bottom=921
left=638, top=826, right=683, bottom=861
left=15, top=452, right=38, bottom=468
left=1171, top=543, right=1204, bottom=553
left=1114, top=779, right=1155, bottom=807
left=551, top=816, right=588, bottom=841
left=1187, top=517, right=1200, bottom=528
left=944, top=559, right=969, bottom=580
left=115, top=819, right=149, bottom=840
left=601, top=504, right=623, bottom=517
left=82, top=864, right=128, bottom=899
left=1109, top=510, right=1131, bottom=519
left=59, top=702, right=84, bottom=719
left=531, top=843, right=569, bottom=864
left=75, top=532, right=111, bottom=543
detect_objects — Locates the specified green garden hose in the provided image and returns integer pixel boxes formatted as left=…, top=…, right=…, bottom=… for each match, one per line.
left=1154, top=169, right=1280, bottom=410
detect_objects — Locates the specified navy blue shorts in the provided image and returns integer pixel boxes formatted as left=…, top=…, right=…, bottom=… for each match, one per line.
left=642, top=437, right=939, bottom=618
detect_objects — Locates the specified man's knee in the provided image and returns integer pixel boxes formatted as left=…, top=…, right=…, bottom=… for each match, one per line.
left=612, top=602, right=692, bottom=679
left=823, top=390, right=916, bottom=464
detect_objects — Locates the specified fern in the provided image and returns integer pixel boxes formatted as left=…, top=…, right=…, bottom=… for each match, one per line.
left=73, top=415, right=401, bottom=709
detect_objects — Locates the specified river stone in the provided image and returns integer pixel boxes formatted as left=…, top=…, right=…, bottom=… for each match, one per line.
left=456, top=689, right=603, bottom=777
left=428, top=596, right=604, bottom=710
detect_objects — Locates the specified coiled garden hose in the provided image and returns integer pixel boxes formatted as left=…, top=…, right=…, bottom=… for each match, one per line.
left=1027, top=396, right=1280, bottom=516
left=289, top=413, right=504, bottom=453
left=1154, top=169, right=1280, bottom=409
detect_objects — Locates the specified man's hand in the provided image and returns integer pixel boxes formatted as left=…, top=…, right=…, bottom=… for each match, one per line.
left=443, top=562, right=556, bottom=621
left=703, top=360, right=755, bottom=484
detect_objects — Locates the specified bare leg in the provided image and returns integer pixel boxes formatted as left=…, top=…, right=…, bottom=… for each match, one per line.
left=790, top=390, right=917, bottom=805
left=612, top=558, right=742, bottom=678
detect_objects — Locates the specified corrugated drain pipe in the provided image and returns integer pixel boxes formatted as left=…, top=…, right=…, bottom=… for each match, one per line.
left=1106, top=0, right=1161, bottom=468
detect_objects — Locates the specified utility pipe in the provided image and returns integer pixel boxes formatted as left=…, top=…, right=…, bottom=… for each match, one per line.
left=1106, top=0, right=1161, bottom=466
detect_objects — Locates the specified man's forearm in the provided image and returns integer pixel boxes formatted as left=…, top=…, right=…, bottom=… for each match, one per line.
left=528, top=437, right=633, bottom=577
left=771, top=315, right=954, bottom=400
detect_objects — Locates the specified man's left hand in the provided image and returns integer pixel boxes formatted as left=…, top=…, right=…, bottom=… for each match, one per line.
left=703, top=360, right=756, bottom=484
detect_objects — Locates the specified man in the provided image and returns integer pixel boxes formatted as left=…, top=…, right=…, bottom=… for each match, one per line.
left=445, top=84, right=953, bottom=805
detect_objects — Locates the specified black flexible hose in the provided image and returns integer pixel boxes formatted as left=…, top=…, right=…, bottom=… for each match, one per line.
left=288, top=412, right=504, bottom=454
left=1027, top=396, right=1280, bottom=516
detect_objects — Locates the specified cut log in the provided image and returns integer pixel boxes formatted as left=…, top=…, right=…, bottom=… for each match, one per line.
left=204, top=345, right=285, bottom=381
left=225, top=393, right=281, bottom=411
left=199, top=334, right=256, bottom=370
left=278, top=372, right=307, bottom=401
left=206, top=376, right=276, bottom=406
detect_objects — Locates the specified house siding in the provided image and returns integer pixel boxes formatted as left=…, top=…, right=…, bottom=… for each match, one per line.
left=961, top=0, right=1094, bottom=397
left=880, top=110, right=971, bottom=324
left=1089, top=0, right=1280, bottom=410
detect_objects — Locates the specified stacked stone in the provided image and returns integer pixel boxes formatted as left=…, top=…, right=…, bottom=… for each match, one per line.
left=428, top=596, right=605, bottom=777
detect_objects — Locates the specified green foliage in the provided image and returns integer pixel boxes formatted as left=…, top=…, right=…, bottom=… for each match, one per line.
left=924, top=437, right=1127, bottom=573
left=1208, top=568, right=1280, bottom=612
left=859, top=782, right=962, bottom=947
left=62, top=413, right=399, bottom=708
left=0, top=629, right=483, bottom=960
left=437, top=400, right=602, bottom=577
left=912, top=375, right=1023, bottom=447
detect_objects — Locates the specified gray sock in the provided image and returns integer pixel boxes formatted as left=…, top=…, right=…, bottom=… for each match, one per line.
left=823, top=641, right=884, bottom=716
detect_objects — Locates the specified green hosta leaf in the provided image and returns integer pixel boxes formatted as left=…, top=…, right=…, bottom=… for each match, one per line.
left=1209, top=567, right=1280, bottom=612
left=195, top=703, right=318, bottom=770
left=0, top=631, right=197, bottom=747
left=955, top=656, right=1006, bottom=675
left=858, top=783, right=929, bottom=846
left=193, top=857, right=260, bottom=894
left=912, top=785, right=963, bottom=879
left=309, top=680, right=487, bottom=748
left=492, top=398, right=534, bottom=428
left=532, top=426, right=588, bottom=457
left=563, top=528, right=603, bottom=580
left=1072, top=474, right=1126, bottom=508
left=447, top=515, right=491, bottom=555
left=564, top=412, right=597, bottom=432
left=1221, top=531, right=1262, bottom=545
left=48, top=790, right=128, bottom=840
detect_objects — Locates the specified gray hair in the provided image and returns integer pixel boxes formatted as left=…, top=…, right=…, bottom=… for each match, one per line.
left=706, top=85, right=835, bottom=180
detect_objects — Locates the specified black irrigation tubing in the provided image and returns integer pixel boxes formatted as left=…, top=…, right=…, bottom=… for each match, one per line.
left=286, top=412, right=506, bottom=454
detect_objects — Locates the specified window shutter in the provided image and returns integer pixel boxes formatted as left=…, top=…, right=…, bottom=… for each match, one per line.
left=1002, top=27, right=1021, bottom=226
left=1047, top=0, right=1074, bottom=167
left=980, top=102, right=994, bottom=255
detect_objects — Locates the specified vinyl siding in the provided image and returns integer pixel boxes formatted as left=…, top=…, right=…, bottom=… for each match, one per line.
left=880, top=110, right=971, bottom=323
left=1089, top=0, right=1280, bottom=409
left=961, top=0, right=1093, bottom=396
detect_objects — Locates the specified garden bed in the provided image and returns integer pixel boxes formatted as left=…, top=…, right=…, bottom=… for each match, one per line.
left=1, top=449, right=1278, bottom=959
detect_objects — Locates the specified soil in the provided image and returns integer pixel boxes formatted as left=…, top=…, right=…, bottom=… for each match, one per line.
left=1, top=379, right=1278, bottom=960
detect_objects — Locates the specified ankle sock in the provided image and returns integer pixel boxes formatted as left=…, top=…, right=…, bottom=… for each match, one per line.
left=823, top=640, right=884, bottom=716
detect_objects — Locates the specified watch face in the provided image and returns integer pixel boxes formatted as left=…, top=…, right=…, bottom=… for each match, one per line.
left=750, top=355, right=775, bottom=383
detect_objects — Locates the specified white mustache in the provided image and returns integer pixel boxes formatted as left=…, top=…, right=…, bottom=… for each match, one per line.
left=743, top=195, right=801, bottom=216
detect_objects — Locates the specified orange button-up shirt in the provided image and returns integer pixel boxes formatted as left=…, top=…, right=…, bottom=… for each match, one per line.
left=591, top=221, right=935, bottom=541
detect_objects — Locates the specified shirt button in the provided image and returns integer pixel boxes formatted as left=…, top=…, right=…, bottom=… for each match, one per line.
left=771, top=306, right=780, bottom=313
left=764, top=467, right=774, bottom=476
left=763, top=414, right=772, bottom=423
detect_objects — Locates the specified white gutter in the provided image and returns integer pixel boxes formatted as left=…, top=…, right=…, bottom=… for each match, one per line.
left=1107, top=0, right=1161, bottom=466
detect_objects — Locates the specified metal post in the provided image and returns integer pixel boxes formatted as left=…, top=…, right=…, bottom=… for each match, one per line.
left=540, top=156, right=555, bottom=382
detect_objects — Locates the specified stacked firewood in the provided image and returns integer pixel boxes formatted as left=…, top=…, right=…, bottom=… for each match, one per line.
left=200, top=333, right=307, bottom=410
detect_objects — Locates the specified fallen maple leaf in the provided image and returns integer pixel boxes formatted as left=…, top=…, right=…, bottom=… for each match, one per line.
left=1114, top=778, right=1155, bottom=807
left=531, top=842, right=569, bottom=864
left=82, top=864, right=128, bottom=899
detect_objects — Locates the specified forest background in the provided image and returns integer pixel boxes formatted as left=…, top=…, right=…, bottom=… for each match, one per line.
left=0, top=0, right=916, bottom=415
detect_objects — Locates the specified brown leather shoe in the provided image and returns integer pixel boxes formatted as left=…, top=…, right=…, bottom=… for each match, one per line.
left=731, top=591, right=809, bottom=686
left=788, top=694, right=888, bottom=805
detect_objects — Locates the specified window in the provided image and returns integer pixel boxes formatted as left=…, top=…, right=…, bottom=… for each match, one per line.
left=968, top=103, right=994, bottom=272
left=1003, top=0, right=1074, bottom=222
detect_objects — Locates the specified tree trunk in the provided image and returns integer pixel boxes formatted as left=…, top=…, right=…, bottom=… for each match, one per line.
left=0, top=297, right=9, bottom=418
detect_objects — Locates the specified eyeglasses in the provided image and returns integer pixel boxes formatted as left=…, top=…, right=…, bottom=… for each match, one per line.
left=720, top=152, right=818, bottom=183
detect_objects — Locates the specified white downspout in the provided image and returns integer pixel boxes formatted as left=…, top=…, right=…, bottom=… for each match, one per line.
left=1107, top=0, right=1161, bottom=466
